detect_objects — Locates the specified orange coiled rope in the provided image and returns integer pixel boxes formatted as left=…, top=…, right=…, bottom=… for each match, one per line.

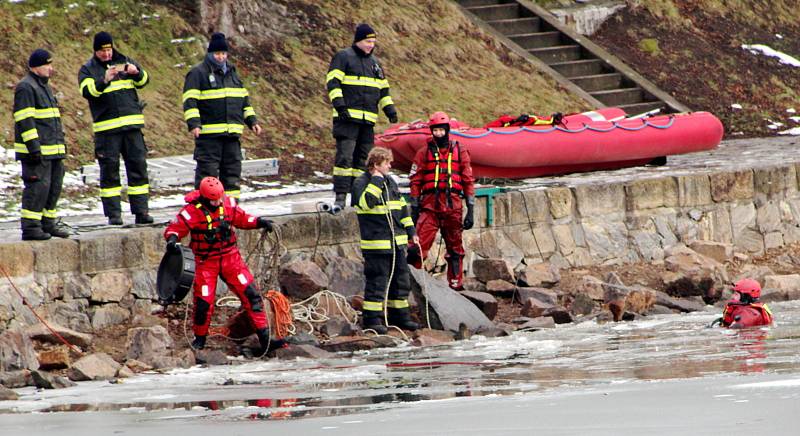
left=265, top=290, right=292, bottom=338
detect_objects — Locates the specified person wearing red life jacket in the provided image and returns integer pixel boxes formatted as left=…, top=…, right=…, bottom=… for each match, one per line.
left=483, top=112, right=563, bottom=128
left=164, top=176, right=280, bottom=354
left=408, top=112, right=476, bottom=290
left=721, top=279, right=773, bottom=328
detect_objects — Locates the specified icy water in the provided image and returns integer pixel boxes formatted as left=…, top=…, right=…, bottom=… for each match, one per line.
left=2, top=301, right=800, bottom=435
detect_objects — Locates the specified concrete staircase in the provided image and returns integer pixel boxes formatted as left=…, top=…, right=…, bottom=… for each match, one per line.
left=458, top=0, right=689, bottom=115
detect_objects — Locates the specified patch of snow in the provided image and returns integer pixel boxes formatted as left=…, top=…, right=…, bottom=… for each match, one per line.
left=779, top=127, right=800, bottom=136
left=787, top=108, right=796, bottom=114
left=731, top=378, right=800, bottom=389
left=25, top=9, right=46, bottom=18
left=67, top=3, right=78, bottom=9
left=775, top=34, right=783, bottom=39
left=742, top=44, right=800, bottom=67
left=86, top=1, right=95, bottom=6
left=8, top=0, right=26, bottom=3
left=790, top=116, right=800, bottom=123
left=293, top=153, right=304, bottom=159
left=170, top=37, right=196, bottom=44
left=731, top=104, right=742, bottom=110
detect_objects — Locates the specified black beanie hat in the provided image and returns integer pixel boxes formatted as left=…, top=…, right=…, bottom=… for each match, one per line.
left=28, top=49, right=52, bottom=68
left=353, top=23, right=376, bottom=43
left=93, top=31, right=113, bottom=51
left=207, top=32, right=229, bottom=53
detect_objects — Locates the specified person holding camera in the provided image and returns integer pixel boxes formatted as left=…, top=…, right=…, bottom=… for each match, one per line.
left=163, top=176, right=278, bottom=354
left=79, top=31, right=152, bottom=226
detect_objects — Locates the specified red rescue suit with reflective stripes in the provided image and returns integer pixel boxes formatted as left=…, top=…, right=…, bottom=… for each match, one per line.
left=721, top=301, right=773, bottom=328
left=164, top=191, right=265, bottom=336
left=409, top=139, right=475, bottom=289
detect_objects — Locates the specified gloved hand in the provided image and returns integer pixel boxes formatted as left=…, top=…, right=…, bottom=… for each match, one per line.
left=388, top=113, right=399, bottom=124
left=514, top=114, right=530, bottom=124
left=256, top=216, right=274, bottom=232
left=166, top=234, right=180, bottom=253
left=336, top=107, right=350, bottom=121
left=463, top=200, right=475, bottom=230
left=551, top=112, right=564, bottom=126
left=408, top=197, right=420, bottom=223
left=27, top=150, right=42, bottom=164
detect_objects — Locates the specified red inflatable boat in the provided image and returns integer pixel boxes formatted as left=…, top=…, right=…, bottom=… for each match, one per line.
left=376, top=108, right=724, bottom=179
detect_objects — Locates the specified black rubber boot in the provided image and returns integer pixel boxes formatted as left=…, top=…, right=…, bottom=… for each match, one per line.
left=191, top=335, right=206, bottom=350
left=388, top=308, right=420, bottom=331
left=361, top=313, right=388, bottom=334
left=108, top=215, right=123, bottom=225
left=135, top=213, right=154, bottom=224
left=255, top=328, right=287, bottom=357
left=21, top=227, right=51, bottom=241
left=42, top=218, right=71, bottom=239
left=333, top=193, right=347, bottom=209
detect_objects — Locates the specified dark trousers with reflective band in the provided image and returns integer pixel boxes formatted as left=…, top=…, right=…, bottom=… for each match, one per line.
left=194, top=135, right=242, bottom=197
left=332, top=120, right=373, bottom=194
left=20, top=159, right=64, bottom=232
left=362, top=249, right=410, bottom=319
left=95, top=129, right=150, bottom=217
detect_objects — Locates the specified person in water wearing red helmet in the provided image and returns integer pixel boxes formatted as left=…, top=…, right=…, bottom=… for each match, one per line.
left=408, top=111, right=475, bottom=290
left=164, top=176, right=282, bottom=355
left=721, top=279, right=773, bottom=328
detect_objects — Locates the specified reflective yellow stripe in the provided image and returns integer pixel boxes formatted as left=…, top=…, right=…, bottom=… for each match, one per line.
left=395, top=234, right=408, bottom=245
left=100, top=186, right=122, bottom=198
left=386, top=299, right=409, bottom=309
left=184, top=108, right=200, bottom=121
left=764, top=304, right=772, bottom=315
left=13, top=107, right=35, bottom=122
left=182, top=89, right=200, bottom=102
left=243, top=106, right=256, bottom=118
left=195, top=88, right=249, bottom=100
left=342, top=75, right=385, bottom=88
left=401, top=216, right=413, bottom=227
left=448, top=151, right=453, bottom=189
left=365, top=184, right=382, bottom=198
left=362, top=300, right=383, bottom=311
left=352, top=168, right=364, bottom=177
left=326, top=69, right=345, bottom=83
left=127, top=184, right=149, bottom=196
left=14, top=143, right=65, bottom=155
left=21, top=128, right=39, bottom=142
left=34, top=108, right=60, bottom=119
left=93, top=114, right=145, bottom=133
left=133, top=70, right=148, bottom=87
left=378, top=96, right=394, bottom=110
left=360, top=240, right=392, bottom=250
left=200, top=123, right=244, bottom=135
left=355, top=205, right=389, bottom=214
left=80, top=77, right=102, bottom=97
left=332, top=166, right=352, bottom=177
left=20, top=209, right=42, bottom=220
left=42, top=209, right=57, bottom=219
left=102, top=79, right=134, bottom=93
left=328, top=88, right=343, bottom=101
left=224, top=189, right=240, bottom=198
left=331, top=108, right=379, bottom=122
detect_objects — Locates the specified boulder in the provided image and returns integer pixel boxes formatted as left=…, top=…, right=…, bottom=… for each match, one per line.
left=278, top=260, right=329, bottom=300
left=542, top=306, right=573, bottom=324
left=517, top=316, right=556, bottom=330
left=462, top=277, right=487, bottom=293
left=67, top=352, right=121, bottom=381
left=320, top=336, right=382, bottom=352
left=0, top=370, right=31, bottom=389
left=471, top=258, right=515, bottom=283
left=26, top=323, right=93, bottom=349
left=324, top=257, right=364, bottom=298
left=0, top=385, right=18, bottom=400
left=125, top=325, right=174, bottom=367
left=274, top=344, right=335, bottom=360
left=689, top=241, right=733, bottom=263
left=763, top=274, right=800, bottom=292
left=516, top=262, right=560, bottom=288
left=460, top=291, right=498, bottom=320
left=485, top=279, right=516, bottom=296
left=654, top=291, right=708, bottom=312
left=37, top=346, right=71, bottom=370
left=409, top=268, right=494, bottom=333
left=578, top=275, right=605, bottom=300
left=569, top=293, right=597, bottom=316
left=194, top=349, right=230, bottom=366
left=663, top=244, right=728, bottom=297
left=520, top=297, right=554, bottom=318
left=0, top=329, right=39, bottom=372
left=516, top=287, right=559, bottom=306
left=31, top=370, right=76, bottom=389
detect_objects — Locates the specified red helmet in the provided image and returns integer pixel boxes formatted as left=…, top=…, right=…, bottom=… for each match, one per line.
left=429, top=111, right=450, bottom=130
left=199, top=176, right=224, bottom=201
left=733, top=278, right=761, bottom=299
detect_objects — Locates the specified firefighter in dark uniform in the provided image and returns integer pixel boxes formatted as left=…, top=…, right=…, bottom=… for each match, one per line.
left=183, top=32, right=262, bottom=199
left=352, top=147, right=419, bottom=333
left=327, top=23, right=398, bottom=209
left=164, top=176, right=280, bottom=353
left=409, top=112, right=475, bottom=290
left=79, top=31, right=153, bottom=225
left=14, top=49, right=70, bottom=241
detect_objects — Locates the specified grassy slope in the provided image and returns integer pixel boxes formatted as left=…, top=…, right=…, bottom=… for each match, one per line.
left=592, top=0, right=800, bottom=137
left=0, top=0, right=588, bottom=179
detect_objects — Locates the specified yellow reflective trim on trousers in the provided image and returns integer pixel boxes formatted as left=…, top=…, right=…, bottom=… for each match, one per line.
left=184, top=108, right=200, bottom=121
left=200, top=123, right=244, bottom=135
left=21, top=128, right=39, bottom=142
left=400, top=216, right=413, bottom=227
left=332, top=166, right=352, bottom=177
left=378, top=96, right=394, bottom=110
left=196, top=88, right=248, bottom=100
left=326, top=69, right=345, bottom=83
left=42, top=209, right=57, bottom=219
left=332, top=108, right=378, bottom=122
left=93, top=114, right=145, bottom=133
left=328, top=88, right=343, bottom=101
left=224, top=189, right=240, bottom=198
left=127, top=184, right=149, bottom=196
left=133, top=70, right=148, bottom=87
left=360, top=240, right=391, bottom=250
left=100, top=186, right=122, bottom=198
left=21, top=209, right=43, bottom=220
left=352, top=168, right=364, bottom=177
left=243, top=106, right=256, bottom=118
left=13, top=107, right=35, bottom=122
left=386, top=299, right=409, bottom=309
left=182, top=89, right=200, bottom=102
left=103, top=80, right=135, bottom=93
left=14, top=143, right=65, bottom=155
left=362, top=300, right=383, bottom=311
left=80, top=77, right=102, bottom=97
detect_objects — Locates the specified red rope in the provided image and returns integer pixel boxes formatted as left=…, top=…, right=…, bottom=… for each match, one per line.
left=0, top=264, right=83, bottom=356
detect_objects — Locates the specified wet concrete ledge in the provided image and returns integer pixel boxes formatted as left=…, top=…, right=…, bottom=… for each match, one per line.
left=1, top=136, right=799, bottom=330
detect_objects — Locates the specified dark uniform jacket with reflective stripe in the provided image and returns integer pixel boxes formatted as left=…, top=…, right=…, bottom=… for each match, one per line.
left=182, top=58, right=257, bottom=137
left=78, top=51, right=148, bottom=134
left=326, top=46, right=396, bottom=125
left=13, top=72, right=65, bottom=160
left=352, top=172, right=416, bottom=253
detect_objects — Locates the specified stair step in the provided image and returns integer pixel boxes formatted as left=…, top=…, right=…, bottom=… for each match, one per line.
left=487, top=17, right=541, bottom=34
left=528, top=45, right=582, bottom=64
left=617, top=101, right=667, bottom=116
left=466, top=3, right=521, bottom=21
left=549, top=59, right=607, bottom=77
left=570, top=73, right=624, bottom=92
left=458, top=0, right=507, bottom=7
left=508, top=31, right=562, bottom=49
left=591, top=88, right=645, bottom=106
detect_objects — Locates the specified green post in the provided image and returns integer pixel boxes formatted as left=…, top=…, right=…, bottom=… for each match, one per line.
left=475, top=187, right=508, bottom=227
